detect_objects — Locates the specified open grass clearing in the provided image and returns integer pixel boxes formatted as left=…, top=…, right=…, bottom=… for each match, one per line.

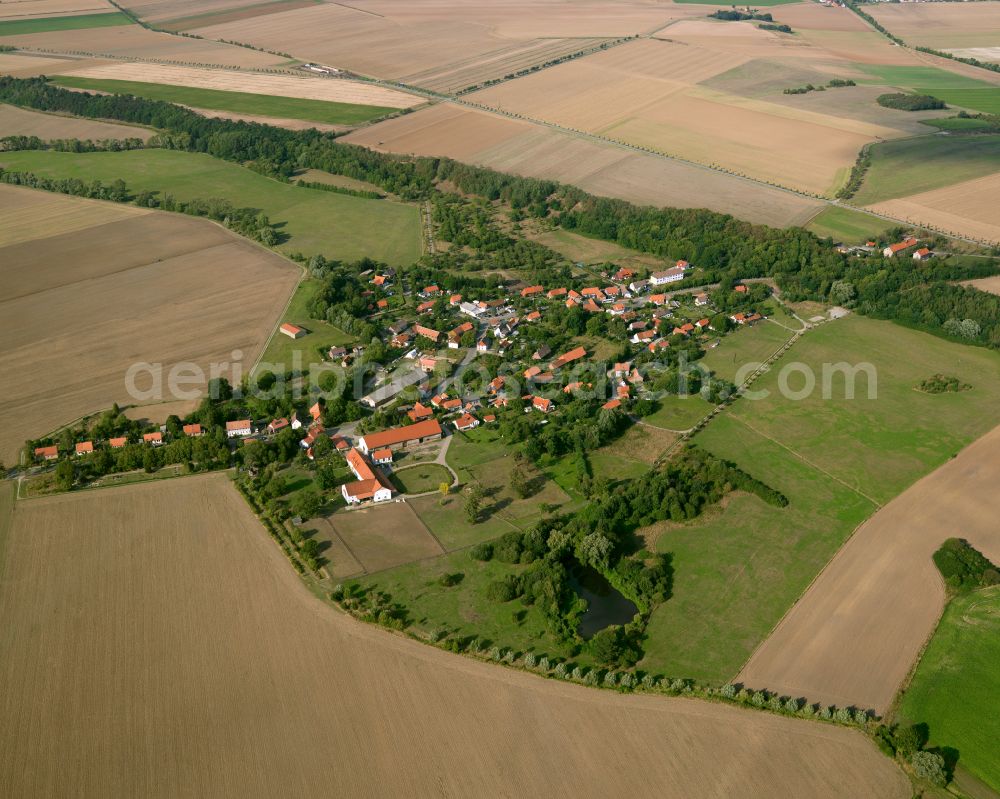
left=253, top=278, right=355, bottom=378
left=391, top=462, right=451, bottom=495
left=739, top=421, right=1000, bottom=713
left=645, top=315, right=1000, bottom=687
left=700, top=321, right=796, bottom=383
left=642, top=395, right=714, bottom=432
left=0, top=11, right=130, bottom=36
left=897, top=585, right=1000, bottom=792
left=850, top=133, right=1000, bottom=207
left=859, top=64, right=1000, bottom=115
left=804, top=205, right=890, bottom=244
left=51, top=75, right=399, bottom=126
left=0, top=148, right=422, bottom=264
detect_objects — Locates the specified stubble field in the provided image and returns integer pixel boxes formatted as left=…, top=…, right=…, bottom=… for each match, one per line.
left=867, top=1, right=1000, bottom=52
left=0, top=0, right=113, bottom=20
left=0, top=473, right=909, bottom=798
left=342, top=103, right=825, bottom=227
left=0, top=186, right=298, bottom=463
left=738, top=421, right=1000, bottom=714
left=866, top=172, right=1000, bottom=245
left=0, top=102, right=154, bottom=140
left=54, top=62, right=422, bottom=107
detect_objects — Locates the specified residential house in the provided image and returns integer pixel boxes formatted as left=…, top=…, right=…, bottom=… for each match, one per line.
left=913, top=247, right=934, bottom=261
left=649, top=266, right=685, bottom=286
left=143, top=432, right=163, bottom=446
left=225, top=420, right=252, bottom=438
left=34, top=445, right=58, bottom=461
left=75, top=441, right=93, bottom=456
left=341, top=448, right=393, bottom=504
left=883, top=237, right=918, bottom=257
left=183, top=423, right=204, bottom=437
left=454, top=413, right=479, bottom=432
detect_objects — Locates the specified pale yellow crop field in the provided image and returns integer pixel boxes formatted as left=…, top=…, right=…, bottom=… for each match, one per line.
left=343, top=103, right=825, bottom=227
left=868, top=1, right=1000, bottom=50
left=472, top=37, right=899, bottom=195
left=59, top=62, right=423, bottom=107
left=0, top=473, right=910, bottom=798
left=0, top=186, right=298, bottom=463
left=867, top=172, right=1000, bottom=245
left=1, top=24, right=285, bottom=67
left=0, top=0, right=110, bottom=20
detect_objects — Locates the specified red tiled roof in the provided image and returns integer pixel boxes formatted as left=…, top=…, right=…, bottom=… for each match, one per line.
left=361, top=419, right=442, bottom=450
left=109, top=437, right=128, bottom=449
left=75, top=441, right=94, bottom=454
left=183, top=423, right=203, bottom=436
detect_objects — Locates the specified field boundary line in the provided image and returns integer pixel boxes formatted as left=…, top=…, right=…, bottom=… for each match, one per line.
left=730, top=414, right=883, bottom=509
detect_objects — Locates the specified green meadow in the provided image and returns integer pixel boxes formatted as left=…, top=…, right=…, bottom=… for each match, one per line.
left=51, top=76, right=396, bottom=126
left=0, top=12, right=131, bottom=36
left=0, top=149, right=422, bottom=264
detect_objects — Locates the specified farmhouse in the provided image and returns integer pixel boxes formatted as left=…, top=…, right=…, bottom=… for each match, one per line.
left=413, top=324, right=441, bottom=343
left=913, top=247, right=934, bottom=261
left=521, top=285, right=544, bottom=298
left=279, top=323, right=306, bottom=339
left=226, top=420, right=252, bottom=438
left=34, top=445, right=58, bottom=461
left=454, top=413, right=479, bottom=431
left=532, top=396, right=554, bottom=413
left=183, top=423, right=204, bottom=437
left=75, top=441, right=94, bottom=456
left=551, top=346, right=587, bottom=371
left=650, top=266, right=685, bottom=286
left=341, top=448, right=393, bottom=504
left=268, top=418, right=289, bottom=434
left=358, top=418, right=443, bottom=454
left=109, top=437, right=128, bottom=449
left=407, top=402, right=434, bottom=422
left=883, top=237, right=918, bottom=257
left=143, top=432, right=163, bottom=446
left=371, top=448, right=393, bottom=465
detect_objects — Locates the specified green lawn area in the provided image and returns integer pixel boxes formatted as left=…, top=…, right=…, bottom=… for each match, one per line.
left=254, top=278, right=355, bottom=376
left=860, top=64, right=1000, bottom=114
left=804, top=205, right=891, bottom=244
left=641, top=315, right=1000, bottom=682
left=851, top=134, right=1000, bottom=205
left=642, top=394, right=714, bottom=431
left=51, top=76, right=395, bottom=126
left=0, top=149, right=422, bottom=264
left=700, top=321, right=795, bottom=383
left=0, top=12, right=131, bottom=36
left=921, top=116, right=999, bottom=132
left=898, top=585, right=1000, bottom=792
left=356, top=549, right=582, bottom=661
left=391, top=462, right=452, bottom=495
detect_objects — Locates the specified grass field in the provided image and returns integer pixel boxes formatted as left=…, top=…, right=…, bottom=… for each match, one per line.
left=921, top=116, right=999, bottom=132
left=851, top=134, right=1000, bottom=205
left=642, top=395, right=714, bottom=431
left=328, top=502, right=444, bottom=573
left=51, top=76, right=397, bottom=126
left=253, top=278, right=354, bottom=377
left=860, top=65, right=1000, bottom=115
left=804, top=205, right=891, bottom=243
left=897, top=585, right=1000, bottom=791
left=642, top=315, right=1000, bottom=683
left=0, top=12, right=131, bottom=36
left=700, top=321, right=796, bottom=383
left=0, top=149, right=422, bottom=264
left=391, top=462, right=452, bottom=495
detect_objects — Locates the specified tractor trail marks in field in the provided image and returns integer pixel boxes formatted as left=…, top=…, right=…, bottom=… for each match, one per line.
left=0, top=474, right=910, bottom=798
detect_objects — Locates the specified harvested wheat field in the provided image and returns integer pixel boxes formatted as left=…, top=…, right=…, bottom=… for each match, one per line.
left=471, top=37, right=899, bottom=195
left=59, top=62, right=423, bottom=108
left=0, top=102, right=153, bottom=139
left=868, top=1, right=1000, bottom=51
left=0, top=0, right=109, bottom=19
left=866, top=172, right=1000, bottom=245
left=0, top=473, right=909, bottom=798
left=0, top=186, right=298, bottom=463
left=738, top=422, right=1000, bottom=714
left=0, top=50, right=105, bottom=76
left=344, top=104, right=824, bottom=227
left=960, top=275, right=1000, bottom=296
left=2, top=24, right=284, bottom=67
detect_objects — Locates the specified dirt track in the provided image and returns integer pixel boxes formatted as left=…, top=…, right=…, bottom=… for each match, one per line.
left=738, top=422, right=1000, bottom=713
left=0, top=474, right=909, bottom=798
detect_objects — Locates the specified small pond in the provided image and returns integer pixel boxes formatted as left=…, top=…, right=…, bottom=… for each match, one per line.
left=570, top=564, right=638, bottom=639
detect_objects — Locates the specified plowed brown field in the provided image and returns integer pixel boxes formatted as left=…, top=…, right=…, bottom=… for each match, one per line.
left=738, top=423, right=1000, bottom=713
left=0, top=186, right=298, bottom=463
left=0, top=474, right=909, bottom=798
